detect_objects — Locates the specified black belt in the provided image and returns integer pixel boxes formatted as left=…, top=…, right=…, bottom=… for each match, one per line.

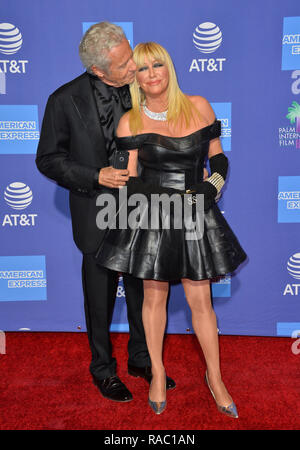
left=141, top=168, right=203, bottom=191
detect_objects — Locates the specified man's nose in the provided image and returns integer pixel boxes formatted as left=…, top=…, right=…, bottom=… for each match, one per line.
left=129, top=58, right=137, bottom=72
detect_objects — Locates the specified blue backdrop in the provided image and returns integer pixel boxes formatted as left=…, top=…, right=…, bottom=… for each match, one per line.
left=0, top=0, right=299, bottom=337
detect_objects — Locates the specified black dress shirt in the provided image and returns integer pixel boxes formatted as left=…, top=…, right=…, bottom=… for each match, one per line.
left=89, top=75, right=132, bottom=187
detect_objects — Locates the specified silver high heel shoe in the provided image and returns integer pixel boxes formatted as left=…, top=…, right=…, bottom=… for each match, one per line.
left=205, top=371, right=238, bottom=419
left=148, top=398, right=167, bottom=415
left=148, top=375, right=167, bottom=415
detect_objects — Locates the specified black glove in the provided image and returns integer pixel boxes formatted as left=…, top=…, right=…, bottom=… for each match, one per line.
left=188, top=153, right=229, bottom=211
left=186, top=182, right=217, bottom=211
left=209, top=153, right=228, bottom=180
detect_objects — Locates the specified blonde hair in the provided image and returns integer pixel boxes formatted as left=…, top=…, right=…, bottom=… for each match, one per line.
left=129, top=42, right=201, bottom=135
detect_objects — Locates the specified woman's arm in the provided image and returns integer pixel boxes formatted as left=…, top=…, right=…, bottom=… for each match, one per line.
left=189, top=95, right=223, bottom=158
left=187, top=96, right=228, bottom=209
left=116, top=112, right=138, bottom=177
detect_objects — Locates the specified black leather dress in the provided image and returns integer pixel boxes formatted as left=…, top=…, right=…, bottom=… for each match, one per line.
left=95, top=120, right=247, bottom=281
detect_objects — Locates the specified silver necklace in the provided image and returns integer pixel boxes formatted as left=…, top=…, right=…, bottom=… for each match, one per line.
left=143, top=104, right=168, bottom=121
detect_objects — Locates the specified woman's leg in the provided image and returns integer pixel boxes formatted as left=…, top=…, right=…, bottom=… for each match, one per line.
left=142, top=279, right=169, bottom=401
left=181, top=278, right=233, bottom=406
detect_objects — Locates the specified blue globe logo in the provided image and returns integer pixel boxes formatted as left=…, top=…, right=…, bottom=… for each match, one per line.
left=0, top=23, right=23, bottom=55
left=287, top=253, right=300, bottom=280
left=193, top=22, right=222, bottom=54
left=4, top=182, right=33, bottom=210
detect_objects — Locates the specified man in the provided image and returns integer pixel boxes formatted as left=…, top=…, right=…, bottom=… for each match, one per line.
left=36, top=22, right=175, bottom=402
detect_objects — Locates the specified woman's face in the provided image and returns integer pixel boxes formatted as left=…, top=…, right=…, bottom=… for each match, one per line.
left=136, top=55, right=169, bottom=99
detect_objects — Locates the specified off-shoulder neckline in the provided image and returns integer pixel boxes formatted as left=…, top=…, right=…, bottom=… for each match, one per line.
left=116, top=119, right=219, bottom=140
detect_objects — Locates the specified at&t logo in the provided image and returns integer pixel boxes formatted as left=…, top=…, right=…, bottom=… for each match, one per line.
left=189, top=22, right=226, bottom=72
left=193, top=22, right=222, bottom=53
left=4, top=182, right=33, bottom=209
left=283, top=253, right=300, bottom=295
left=0, top=23, right=28, bottom=74
left=2, top=182, right=37, bottom=227
left=0, top=23, right=22, bottom=54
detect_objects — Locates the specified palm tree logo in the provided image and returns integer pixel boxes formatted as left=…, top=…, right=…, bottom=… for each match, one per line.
left=286, top=101, right=300, bottom=149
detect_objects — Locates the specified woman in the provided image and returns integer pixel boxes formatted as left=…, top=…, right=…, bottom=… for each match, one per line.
left=96, top=42, right=246, bottom=417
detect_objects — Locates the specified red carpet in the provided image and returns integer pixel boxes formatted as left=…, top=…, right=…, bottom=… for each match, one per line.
left=0, top=332, right=299, bottom=430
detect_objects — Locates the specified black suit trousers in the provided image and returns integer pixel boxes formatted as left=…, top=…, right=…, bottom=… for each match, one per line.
left=82, top=254, right=150, bottom=380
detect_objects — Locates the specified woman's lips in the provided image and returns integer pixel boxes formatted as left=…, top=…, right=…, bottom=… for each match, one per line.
left=147, top=80, right=161, bottom=86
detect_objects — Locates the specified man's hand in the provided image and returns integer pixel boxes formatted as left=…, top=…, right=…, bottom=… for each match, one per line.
left=98, top=166, right=129, bottom=188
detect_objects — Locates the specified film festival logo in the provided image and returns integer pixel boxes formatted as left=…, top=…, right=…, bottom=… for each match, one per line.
left=2, top=182, right=37, bottom=227
left=286, top=101, right=300, bottom=148
left=95, top=188, right=205, bottom=241
left=283, top=253, right=300, bottom=296
left=189, top=22, right=226, bottom=73
left=0, top=23, right=28, bottom=75
left=279, top=101, right=300, bottom=149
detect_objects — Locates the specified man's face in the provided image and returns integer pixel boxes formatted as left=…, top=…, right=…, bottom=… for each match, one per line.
left=92, top=38, right=137, bottom=87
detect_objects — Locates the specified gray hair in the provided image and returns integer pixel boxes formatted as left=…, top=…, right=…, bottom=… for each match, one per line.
left=79, top=22, right=125, bottom=74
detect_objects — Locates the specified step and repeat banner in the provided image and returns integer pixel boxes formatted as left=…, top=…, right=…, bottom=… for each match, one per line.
left=0, top=0, right=299, bottom=337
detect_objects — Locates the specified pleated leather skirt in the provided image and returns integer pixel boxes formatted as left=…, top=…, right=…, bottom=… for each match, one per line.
left=95, top=201, right=247, bottom=281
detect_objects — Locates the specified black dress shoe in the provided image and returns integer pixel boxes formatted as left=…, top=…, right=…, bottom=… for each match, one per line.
left=128, top=365, right=176, bottom=390
left=93, top=375, right=133, bottom=402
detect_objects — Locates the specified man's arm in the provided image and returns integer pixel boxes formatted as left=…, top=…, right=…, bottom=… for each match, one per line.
left=36, top=94, right=100, bottom=194
left=36, top=94, right=129, bottom=193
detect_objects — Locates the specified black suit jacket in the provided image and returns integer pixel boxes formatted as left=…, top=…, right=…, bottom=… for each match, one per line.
left=36, top=72, right=125, bottom=253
